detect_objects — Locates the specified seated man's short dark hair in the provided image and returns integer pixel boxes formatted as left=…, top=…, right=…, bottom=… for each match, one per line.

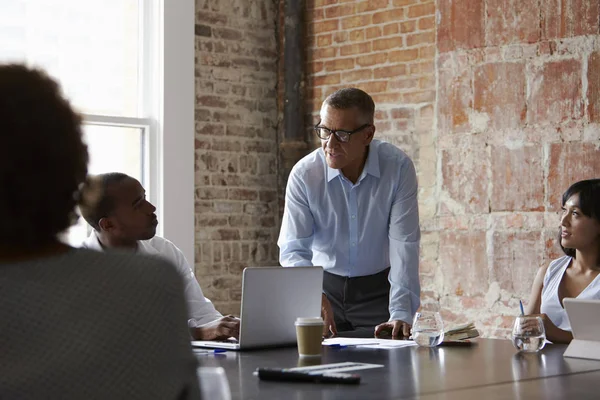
left=324, top=88, right=375, bottom=124
left=0, top=64, right=88, bottom=247
left=79, top=173, right=131, bottom=231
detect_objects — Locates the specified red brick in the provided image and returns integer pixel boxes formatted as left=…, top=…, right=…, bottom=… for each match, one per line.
left=366, top=26, right=382, bottom=39
left=313, top=47, right=337, bottom=59
left=316, top=34, right=333, bottom=47
left=588, top=51, right=600, bottom=123
left=349, top=29, right=365, bottom=42
left=390, top=108, right=413, bottom=119
left=474, top=62, right=526, bottom=129
left=410, top=60, right=434, bottom=75
left=308, top=7, right=325, bottom=21
left=309, top=0, right=339, bottom=7
left=439, top=231, right=488, bottom=296
left=373, top=37, right=403, bottom=51
left=341, top=14, right=372, bottom=29
left=310, top=19, right=340, bottom=34
left=486, top=0, right=541, bottom=46
left=402, top=90, right=435, bottom=103
left=324, top=58, right=356, bottom=71
left=527, top=59, right=583, bottom=125
left=307, top=61, right=324, bottom=74
left=418, top=16, right=435, bottom=31
left=374, top=64, right=407, bottom=79
left=325, top=3, right=356, bottom=18
left=419, top=45, right=436, bottom=60
left=340, top=42, right=371, bottom=56
left=406, top=31, right=435, bottom=47
left=438, top=0, right=485, bottom=52
left=389, top=78, right=419, bottom=90
left=388, top=48, right=419, bottom=63
left=437, top=67, right=471, bottom=133
left=441, top=147, right=489, bottom=214
left=547, top=143, right=600, bottom=211
left=542, top=0, right=600, bottom=39
left=371, top=92, right=403, bottom=104
left=355, top=81, right=388, bottom=93
left=333, top=31, right=348, bottom=43
left=407, top=2, right=435, bottom=18
left=392, top=0, right=419, bottom=5
left=312, top=74, right=341, bottom=86
left=400, top=20, right=417, bottom=33
left=418, top=75, right=435, bottom=89
left=356, top=52, right=387, bottom=67
left=197, top=95, right=227, bottom=108
left=373, top=8, right=405, bottom=24
left=492, top=231, right=542, bottom=295
left=341, top=69, right=373, bottom=82
left=357, top=0, right=390, bottom=12
left=491, top=146, right=544, bottom=212
left=383, top=23, right=400, bottom=36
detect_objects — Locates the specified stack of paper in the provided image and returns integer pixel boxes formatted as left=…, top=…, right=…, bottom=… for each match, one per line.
left=443, top=323, right=479, bottom=342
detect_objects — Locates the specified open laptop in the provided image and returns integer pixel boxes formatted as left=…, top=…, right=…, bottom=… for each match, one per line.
left=563, top=298, right=600, bottom=360
left=192, top=266, right=323, bottom=350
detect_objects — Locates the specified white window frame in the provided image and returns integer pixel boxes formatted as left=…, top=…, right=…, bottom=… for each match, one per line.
left=82, top=0, right=194, bottom=265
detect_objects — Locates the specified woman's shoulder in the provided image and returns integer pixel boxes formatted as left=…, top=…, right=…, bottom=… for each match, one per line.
left=542, top=255, right=571, bottom=284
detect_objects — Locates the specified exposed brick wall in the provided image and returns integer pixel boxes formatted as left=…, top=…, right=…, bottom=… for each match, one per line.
left=194, top=0, right=279, bottom=315
left=303, top=0, right=600, bottom=338
left=433, top=0, right=600, bottom=338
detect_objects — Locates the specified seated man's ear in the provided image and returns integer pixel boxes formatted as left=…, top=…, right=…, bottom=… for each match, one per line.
left=98, top=217, right=114, bottom=232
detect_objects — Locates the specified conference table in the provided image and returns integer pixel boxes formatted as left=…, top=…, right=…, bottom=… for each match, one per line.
left=198, top=339, right=600, bottom=399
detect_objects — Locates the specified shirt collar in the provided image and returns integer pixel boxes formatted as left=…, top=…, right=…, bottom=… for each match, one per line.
left=325, top=141, right=380, bottom=183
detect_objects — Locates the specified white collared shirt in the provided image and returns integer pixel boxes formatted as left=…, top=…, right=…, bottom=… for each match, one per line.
left=278, top=139, right=421, bottom=323
left=82, top=232, right=222, bottom=326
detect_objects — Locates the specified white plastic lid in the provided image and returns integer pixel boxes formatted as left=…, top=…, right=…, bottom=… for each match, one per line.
left=295, top=317, right=324, bottom=325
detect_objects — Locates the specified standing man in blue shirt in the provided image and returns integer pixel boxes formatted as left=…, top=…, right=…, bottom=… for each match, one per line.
left=278, top=88, right=420, bottom=339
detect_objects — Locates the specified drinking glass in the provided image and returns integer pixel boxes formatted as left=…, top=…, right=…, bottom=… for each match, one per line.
left=512, top=316, right=546, bottom=353
left=197, top=367, right=232, bottom=400
left=412, top=311, right=444, bottom=347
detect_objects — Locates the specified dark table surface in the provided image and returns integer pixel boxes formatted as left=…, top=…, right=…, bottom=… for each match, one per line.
left=197, top=339, right=600, bottom=399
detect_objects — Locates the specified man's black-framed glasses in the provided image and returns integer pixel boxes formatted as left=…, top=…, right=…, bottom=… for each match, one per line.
left=314, top=121, right=372, bottom=143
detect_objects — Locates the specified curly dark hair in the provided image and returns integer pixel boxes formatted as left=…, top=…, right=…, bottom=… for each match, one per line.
left=0, top=64, right=88, bottom=247
left=559, top=179, right=600, bottom=258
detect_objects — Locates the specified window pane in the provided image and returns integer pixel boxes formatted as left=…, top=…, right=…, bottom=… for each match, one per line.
left=0, top=0, right=140, bottom=117
left=62, top=124, right=144, bottom=246
left=84, top=124, right=144, bottom=182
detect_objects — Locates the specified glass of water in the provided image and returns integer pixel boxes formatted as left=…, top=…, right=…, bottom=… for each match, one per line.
left=512, top=316, right=546, bottom=353
left=412, top=311, right=444, bottom=347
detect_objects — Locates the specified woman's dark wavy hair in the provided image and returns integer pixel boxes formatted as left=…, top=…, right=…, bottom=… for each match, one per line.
left=0, top=64, right=88, bottom=248
left=559, top=179, right=600, bottom=257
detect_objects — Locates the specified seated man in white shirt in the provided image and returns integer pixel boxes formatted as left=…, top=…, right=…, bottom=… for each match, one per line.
left=79, top=172, right=239, bottom=340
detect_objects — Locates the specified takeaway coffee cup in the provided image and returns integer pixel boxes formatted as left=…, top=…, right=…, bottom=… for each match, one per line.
left=295, top=317, right=324, bottom=357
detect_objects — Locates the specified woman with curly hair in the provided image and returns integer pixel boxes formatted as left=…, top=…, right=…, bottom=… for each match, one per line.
left=0, top=64, right=200, bottom=399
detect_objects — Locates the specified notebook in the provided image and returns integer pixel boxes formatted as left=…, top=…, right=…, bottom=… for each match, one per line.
left=192, top=266, right=323, bottom=350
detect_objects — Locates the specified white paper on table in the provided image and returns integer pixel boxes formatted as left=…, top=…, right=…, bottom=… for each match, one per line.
left=289, top=361, right=384, bottom=374
left=322, top=337, right=417, bottom=349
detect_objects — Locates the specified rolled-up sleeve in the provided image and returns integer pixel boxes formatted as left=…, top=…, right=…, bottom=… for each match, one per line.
left=278, top=168, right=315, bottom=267
left=388, top=158, right=421, bottom=323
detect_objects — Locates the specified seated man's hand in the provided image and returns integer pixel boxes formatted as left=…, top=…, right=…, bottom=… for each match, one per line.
left=191, top=315, right=240, bottom=341
left=321, top=293, right=337, bottom=338
left=374, top=320, right=411, bottom=340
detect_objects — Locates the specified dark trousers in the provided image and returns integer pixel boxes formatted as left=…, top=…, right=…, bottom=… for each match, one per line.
left=323, top=268, right=390, bottom=338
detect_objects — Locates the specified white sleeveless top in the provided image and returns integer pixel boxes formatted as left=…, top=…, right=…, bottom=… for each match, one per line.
left=540, top=256, right=600, bottom=331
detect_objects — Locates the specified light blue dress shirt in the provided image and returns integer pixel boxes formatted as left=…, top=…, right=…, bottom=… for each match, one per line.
left=278, top=139, right=421, bottom=323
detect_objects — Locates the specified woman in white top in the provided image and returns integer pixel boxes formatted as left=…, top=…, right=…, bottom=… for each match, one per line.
left=526, top=179, right=600, bottom=343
